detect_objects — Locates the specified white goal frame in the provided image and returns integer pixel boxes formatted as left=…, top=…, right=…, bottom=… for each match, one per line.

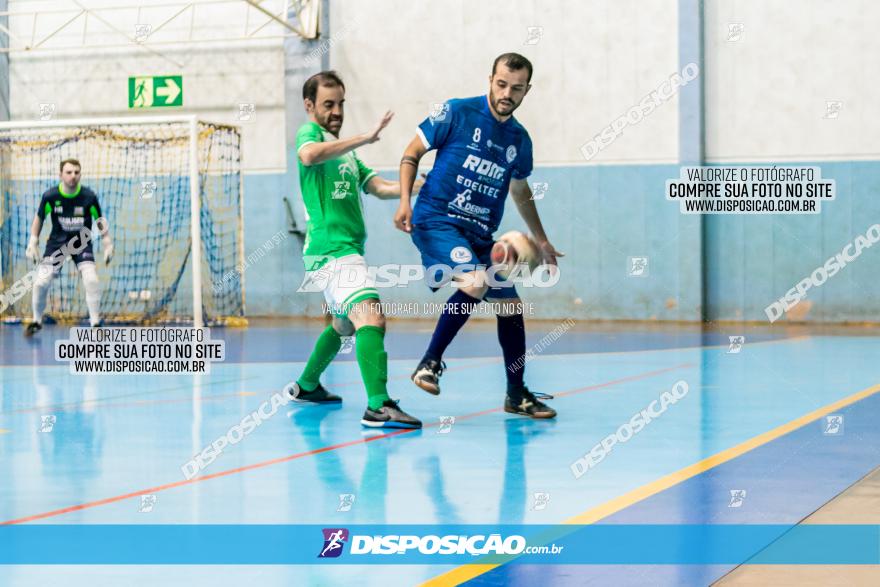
left=0, top=114, right=239, bottom=328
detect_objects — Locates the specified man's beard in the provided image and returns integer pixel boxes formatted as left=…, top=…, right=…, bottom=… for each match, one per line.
left=320, top=114, right=343, bottom=136
left=489, top=93, right=519, bottom=116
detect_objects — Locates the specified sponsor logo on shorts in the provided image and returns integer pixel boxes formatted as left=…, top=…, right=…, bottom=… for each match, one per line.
left=450, top=246, right=472, bottom=263
left=298, top=256, right=336, bottom=293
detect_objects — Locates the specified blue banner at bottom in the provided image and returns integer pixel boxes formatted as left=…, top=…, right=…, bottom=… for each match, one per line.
left=1, top=524, right=878, bottom=565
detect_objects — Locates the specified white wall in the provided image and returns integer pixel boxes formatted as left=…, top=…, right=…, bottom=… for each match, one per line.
left=7, top=0, right=684, bottom=172
left=328, top=0, right=680, bottom=168
left=705, top=0, right=880, bottom=162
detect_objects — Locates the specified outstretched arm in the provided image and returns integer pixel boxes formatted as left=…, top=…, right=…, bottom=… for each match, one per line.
left=509, top=178, right=564, bottom=266
left=299, top=111, right=393, bottom=166
left=393, top=136, right=429, bottom=232
left=365, top=174, right=424, bottom=200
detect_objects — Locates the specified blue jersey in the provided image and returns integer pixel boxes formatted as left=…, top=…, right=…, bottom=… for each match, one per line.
left=413, top=95, right=533, bottom=237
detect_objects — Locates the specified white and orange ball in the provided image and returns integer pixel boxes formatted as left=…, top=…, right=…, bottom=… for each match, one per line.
left=490, top=231, right=541, bottom=278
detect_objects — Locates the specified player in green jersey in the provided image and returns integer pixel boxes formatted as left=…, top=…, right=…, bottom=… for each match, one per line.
left=285, top=70, right=422, bottom=429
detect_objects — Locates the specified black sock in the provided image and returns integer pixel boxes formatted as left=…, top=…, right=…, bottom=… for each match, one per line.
left=423, top=290, right=482, bottom=362
left=497, top=312, right=526, bottom=392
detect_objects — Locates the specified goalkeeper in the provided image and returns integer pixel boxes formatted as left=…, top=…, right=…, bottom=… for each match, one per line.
left=286, top=71, right=422, bottom=429
left=24, top=159, right=113, bottom=336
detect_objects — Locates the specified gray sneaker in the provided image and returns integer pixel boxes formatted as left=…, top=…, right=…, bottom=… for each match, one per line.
left=361, top=399, right=422, bottom=429
left=284, top=381, right=342, bottom=404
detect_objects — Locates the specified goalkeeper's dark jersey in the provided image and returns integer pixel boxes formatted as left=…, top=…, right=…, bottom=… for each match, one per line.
left=36, top=183, right=103, bottom=258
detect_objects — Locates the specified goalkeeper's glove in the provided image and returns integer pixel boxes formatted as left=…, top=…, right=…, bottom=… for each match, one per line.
left=102, top=236, right=114, bottom=265
left=26, top=236, right=41, bottom=264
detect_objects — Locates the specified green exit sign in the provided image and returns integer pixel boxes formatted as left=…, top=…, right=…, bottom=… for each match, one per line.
left=128, top=75, right=183, bottom=108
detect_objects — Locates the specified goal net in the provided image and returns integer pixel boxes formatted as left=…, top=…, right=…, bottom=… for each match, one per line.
left=0, top=116, right=245, bottom=326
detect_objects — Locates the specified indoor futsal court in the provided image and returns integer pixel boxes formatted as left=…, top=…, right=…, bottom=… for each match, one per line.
left=1, top=1, right=879, bottom=586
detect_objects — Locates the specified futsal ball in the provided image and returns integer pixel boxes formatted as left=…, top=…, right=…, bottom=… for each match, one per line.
left=491, top=231, right=541, bottom=278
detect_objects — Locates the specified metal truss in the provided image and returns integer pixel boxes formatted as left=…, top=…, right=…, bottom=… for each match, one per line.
left=0, top=0, right=320, bottom=57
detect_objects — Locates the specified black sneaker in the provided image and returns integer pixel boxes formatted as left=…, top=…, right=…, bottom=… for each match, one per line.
left=24, top=322, right=42, bottom=337
left=411, top=358, right=446, bottom=395
left=361, top=399, right=422, bottom=429
left=284, top=381, right=342, bottom=404
left=504, top=386, right=557, bottom=419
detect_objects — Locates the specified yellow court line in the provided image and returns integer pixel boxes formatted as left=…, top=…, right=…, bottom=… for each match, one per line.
left=422, top=380, right=880, bottom=587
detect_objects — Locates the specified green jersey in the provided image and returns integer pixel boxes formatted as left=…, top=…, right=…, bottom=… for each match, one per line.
left=296, top=121, right=376, bottom=268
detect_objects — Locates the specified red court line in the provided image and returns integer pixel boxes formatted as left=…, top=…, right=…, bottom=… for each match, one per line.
left=1, top=363, right=692, bottom=526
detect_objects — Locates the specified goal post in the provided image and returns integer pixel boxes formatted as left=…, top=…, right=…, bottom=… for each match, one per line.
left=0, top=115, right=246, bottom=327
left=188, top=116, right=204, bottom=328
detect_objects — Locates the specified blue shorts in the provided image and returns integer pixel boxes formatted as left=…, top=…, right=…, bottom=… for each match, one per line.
left=43, top=246, right=95, bottom=266
left=410, top=219, right=518, bottom=300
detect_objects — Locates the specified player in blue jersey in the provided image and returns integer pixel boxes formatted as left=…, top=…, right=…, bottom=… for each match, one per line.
left=394, top=53, right=564, bottom=419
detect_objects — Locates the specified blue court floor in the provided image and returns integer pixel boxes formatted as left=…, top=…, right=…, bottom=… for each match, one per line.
left=1, top=320, right=879, bottom=586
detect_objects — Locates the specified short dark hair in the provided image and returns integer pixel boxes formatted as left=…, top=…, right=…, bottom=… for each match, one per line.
left=302, top=71, right=345, bottom=104
left=60, top=158, right=81, bottom=172
left=492, top=53, right=533, bottom=83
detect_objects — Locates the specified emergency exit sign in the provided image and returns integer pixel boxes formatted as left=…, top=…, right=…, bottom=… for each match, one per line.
left=128, top=76, right=183, bottom=108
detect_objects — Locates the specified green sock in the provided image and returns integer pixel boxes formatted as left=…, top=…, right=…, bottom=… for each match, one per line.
left=356, top=325, right=391, bottom=410
left=296, top=325, right=342, bottom=391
